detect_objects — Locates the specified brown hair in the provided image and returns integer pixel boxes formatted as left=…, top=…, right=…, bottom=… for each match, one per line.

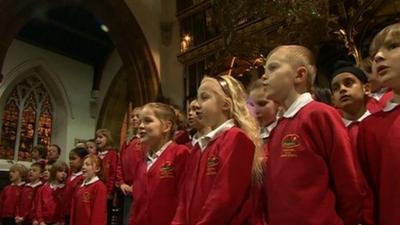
left=32, top=145, right=47, bottom=158
left=142, top=102, right=178, bottom=140
left=31, top=161, right=46, bottom=173
left=96, top=128, right=114, bottom=150
left=369, top=22, right=400, bottom=57
left=49, top=160, right=68, bottom=182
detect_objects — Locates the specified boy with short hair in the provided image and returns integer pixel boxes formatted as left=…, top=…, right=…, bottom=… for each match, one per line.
left=358, top=22, right=400, bottom=225
left=331, top=61, right=371, bottom=143
left=359, top=58, right=393, bottom=112
left=330, top=60, right=374, bottom=225
left=261, top=45, right=363, bottom=225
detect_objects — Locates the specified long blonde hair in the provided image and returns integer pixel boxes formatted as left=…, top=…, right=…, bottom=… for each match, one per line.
left=201, top=75, right=264, bottom=182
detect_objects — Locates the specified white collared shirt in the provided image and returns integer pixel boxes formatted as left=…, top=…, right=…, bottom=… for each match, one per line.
left=282, top=93, right=314, bottom=118
left=146, top=141, right=173, bottom=170
left=342, top=110, right=371, bottom=127
left=369, top=88, right=389, bottom=101
left=383, top=101, right=400, bottom=112
left=98, top=151, right=108, bottom=159
left=260, top=120, right=279, bottom=139
left=81, top=176, right=100, bottom=187
left=70, top=171, right=83, bottom=181
left=191, top=132, right=203, bottom=147
left=197, top=119, right=235, bottom=151
left=27, top=180, right=42, bottom=188
left=11, top=181, right=26, bottom=186
left=49, top=182, right=65, bottom=190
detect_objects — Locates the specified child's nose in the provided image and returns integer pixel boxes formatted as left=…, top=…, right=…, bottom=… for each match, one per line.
left=373, top=50, right=385, bottom=63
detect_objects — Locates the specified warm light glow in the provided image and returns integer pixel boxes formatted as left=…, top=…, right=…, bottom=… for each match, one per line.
left=184, top=35, right=191, bottom=42
left=181, top=34, right=192, bottom=53
left=100, top=24, right=109, bottom=32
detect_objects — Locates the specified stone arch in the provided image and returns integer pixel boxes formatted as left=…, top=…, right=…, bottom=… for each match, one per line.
left=0, top=0, right=161, bottom=127
left=0, top=59, right=71, bottom=156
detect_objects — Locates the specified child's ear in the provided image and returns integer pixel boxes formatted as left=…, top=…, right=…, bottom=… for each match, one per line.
left=363, top=83, right=371, bottom=95
left=162, top=120, right=173, bottom=134
left=221, top=98, right=231, bottom=111
left=294, top=66, right=308, bottom=84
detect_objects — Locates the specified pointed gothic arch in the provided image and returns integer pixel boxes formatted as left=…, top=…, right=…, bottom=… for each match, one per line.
left=0, top=59, right=70, bottom=162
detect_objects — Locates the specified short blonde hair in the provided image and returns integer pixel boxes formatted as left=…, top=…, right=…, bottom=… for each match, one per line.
left=267, top=45, right=317, bottom=89
left=370, top=22, right=400, bottom=57
left=10, top=163, right=29, bottom=180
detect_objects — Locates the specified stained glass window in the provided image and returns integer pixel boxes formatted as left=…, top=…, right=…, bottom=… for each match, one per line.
left=0, top=76, right=53, bottom=161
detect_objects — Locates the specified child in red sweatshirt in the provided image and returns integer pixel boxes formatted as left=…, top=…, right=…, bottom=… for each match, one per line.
left=261, top=45, right=363, bottom=225
left=15, top=162, right=44, bottom=225
left=34, top=160, right=68, bottom=225
left=0, top=163, right=28, bottom=225
left=129, top=102, right=190, bottom=225
left=70, top=154, right=107, bottom=225
left=358, top=22, right=400, bottom=225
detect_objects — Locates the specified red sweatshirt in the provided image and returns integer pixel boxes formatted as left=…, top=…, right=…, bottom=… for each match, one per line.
left=264, top=94, right=363, bottom=225
left=35, top=182, right=65, bottom=224
left=98, top=150, right=119, bottom=197
left=118, top=138, right=143, bottom=186
left=358, top=102, right=400, bottom=225
left=70, top=176, right=107, bottom=225
left=129, top=141, right=189, bottom=225
left=367, top=90, right=393, bottom=113
left=63, top=172, right=85, bottom=217
left=173, top=123, right=256, bottom=225
left=174, top=130, right=191, bottom=145
left=0, top=182, right=24, bottom=218
left=16, top=181, right=43, bottom=223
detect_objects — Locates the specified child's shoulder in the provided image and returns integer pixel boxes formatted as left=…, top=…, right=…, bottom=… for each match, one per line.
left=219, top=126, right=251, bottom=143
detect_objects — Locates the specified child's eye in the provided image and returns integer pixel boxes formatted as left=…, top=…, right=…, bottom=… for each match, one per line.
left=388, top=42, right=400, bottom=50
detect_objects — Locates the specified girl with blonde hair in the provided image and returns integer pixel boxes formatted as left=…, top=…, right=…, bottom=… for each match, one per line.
left=173, top=75, right=264, bottom=225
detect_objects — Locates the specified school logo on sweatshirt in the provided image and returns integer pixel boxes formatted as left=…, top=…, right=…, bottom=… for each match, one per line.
left=206, top=155, right=219, bottom=175
left=83, top=192, right=92, bottom=203
left=281, top=134, right=302, bottom=158
left=160, top=161, right=175, bottom=178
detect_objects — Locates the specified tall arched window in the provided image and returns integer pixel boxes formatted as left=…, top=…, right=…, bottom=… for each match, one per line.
left=0, top=76, right=53, bottom=161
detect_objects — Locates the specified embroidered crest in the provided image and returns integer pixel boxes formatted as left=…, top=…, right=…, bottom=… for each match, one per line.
left=281, top=134, right=302, bottom=158
left=83, top=192, right=91, bottom=203
left=160, top=161, right=175, bottom=178
left=206, top=155, right=219, bottom=176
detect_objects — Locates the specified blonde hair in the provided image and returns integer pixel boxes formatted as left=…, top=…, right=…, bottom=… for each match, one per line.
left=267, top=45, right=317, bottom=90
left=10, top=163, right=29, bottom=181
left=96, top=128, right=114, bottom=150
left=201, top=75, right=264, bottom=182
left=49, top=160, right=68, bottom=182
left=142, top=102, right=178, bottom=140
left=370, top=22, right=400, bottom=57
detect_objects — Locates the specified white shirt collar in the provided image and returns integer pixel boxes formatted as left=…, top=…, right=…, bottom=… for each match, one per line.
left=191, top=132, right=203, bottom=146
left=70, top=171, right=83, bottom=181
left=49, top=182, right=65, bottom=190
left=198, top=119, right=235, bottom=151
left=27, top=180, right=42, bottom=188
left=260, top=120, right=279, bottom=139
left=283, top=93, right=314, bottom=118
left=342, top=110, right=371, bottom=127
left=81, top=176, right=100, bottom=187
left=146, top=141, right=173, bottom=170
left=98, top=150, right=108, bottom=159
left=369, top=88, right=389, bottom=100
left=383, top=101, right=400, bottom=112
left=11, top=181, right=26, bottom=186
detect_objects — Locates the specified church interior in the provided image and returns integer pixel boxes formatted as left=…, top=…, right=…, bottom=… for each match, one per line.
left=0, top=0, right=399, bottom=218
